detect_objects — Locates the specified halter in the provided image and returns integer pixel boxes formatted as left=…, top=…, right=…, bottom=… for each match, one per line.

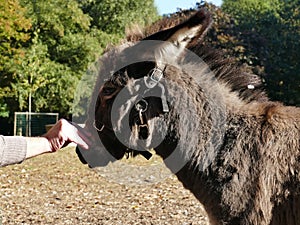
left=92, top=65, right=170, bottom=160
left=141, top=66, right=169, bottom=112
left=133, top=66, right=169, bottom=138
left=93, top=120, right=105, bottom=132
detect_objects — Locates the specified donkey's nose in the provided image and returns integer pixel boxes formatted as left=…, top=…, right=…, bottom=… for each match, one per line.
left=75, top=146, right=88, bottom=165
left=138, top=124, right=149, bottom=140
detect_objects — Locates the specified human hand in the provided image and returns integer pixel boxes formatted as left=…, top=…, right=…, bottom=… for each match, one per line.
left=43, top=119, right=91, bottom=152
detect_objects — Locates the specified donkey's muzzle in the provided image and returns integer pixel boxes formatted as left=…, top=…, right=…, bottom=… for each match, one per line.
left=75, top=146, right=88, bottom=165
left=138, top=124, right=149, bottom=139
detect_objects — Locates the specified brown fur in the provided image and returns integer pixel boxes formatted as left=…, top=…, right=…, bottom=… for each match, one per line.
left=79, top=9, right=300, bottom=225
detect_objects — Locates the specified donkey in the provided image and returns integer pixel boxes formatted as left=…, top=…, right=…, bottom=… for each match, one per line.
left=77, top=9, right=300, bottom=225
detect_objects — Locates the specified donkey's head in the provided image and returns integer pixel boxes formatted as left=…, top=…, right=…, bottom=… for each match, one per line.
left=77, top=9, right=214, bottom=167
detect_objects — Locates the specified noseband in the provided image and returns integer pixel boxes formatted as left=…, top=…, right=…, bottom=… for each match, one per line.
left=93, top=120, right=105, bottom=132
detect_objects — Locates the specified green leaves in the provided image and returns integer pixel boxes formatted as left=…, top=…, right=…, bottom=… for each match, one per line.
left=221, top=0, right=300, bottom=106
left=0, top=0, right=32, bottom=116
left=81, top=0, right=159, bottom=36
left=0, top=0, right=95, bottom=117
left=0, top=0, right=159, bottom=120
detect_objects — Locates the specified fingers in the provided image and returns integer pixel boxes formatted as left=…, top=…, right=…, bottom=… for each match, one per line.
left=70, top=122, right=92, bottom=139
left=44, top=119, right=92, bottom=151
left=67, top=121, right=92, bottom=150
left=69, top=132, right=90, bottom=150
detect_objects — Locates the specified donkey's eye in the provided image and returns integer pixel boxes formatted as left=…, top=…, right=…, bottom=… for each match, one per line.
left=102, top=87, right=117, bottom=95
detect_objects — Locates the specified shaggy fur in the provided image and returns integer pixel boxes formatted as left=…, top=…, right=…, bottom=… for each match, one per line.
left=79, top=9, right=300, bottom=225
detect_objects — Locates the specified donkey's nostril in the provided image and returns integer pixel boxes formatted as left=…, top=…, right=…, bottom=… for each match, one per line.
left=138, top=124, right=149, bottom=140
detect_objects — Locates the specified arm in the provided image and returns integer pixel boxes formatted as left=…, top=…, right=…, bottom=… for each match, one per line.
left=25, top=137, right=52, bottom=159
left=0, top=119, right=90, bottom=167
left=0, top=136, right=27, bottom=167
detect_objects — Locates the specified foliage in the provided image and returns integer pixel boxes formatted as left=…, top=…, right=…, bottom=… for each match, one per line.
left=163, top=1, right=299, bottom=106
left=79, top=0, right=160, bottom=36
left=20, top=0, right=98, bottom=71
left=221, top=0, right=300, bottom=105
left=0, top=0, right=159, bottom=125
left=2, top=0, right=297, bottom=128
left=0, top=0, right=31, bottom=117
left=0, top=0, right=98, bottom=118
left=0, top=0, right=31, bottom=68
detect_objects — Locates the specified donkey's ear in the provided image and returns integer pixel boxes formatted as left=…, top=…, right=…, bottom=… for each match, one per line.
left=144, top=8, right=212, bottom=48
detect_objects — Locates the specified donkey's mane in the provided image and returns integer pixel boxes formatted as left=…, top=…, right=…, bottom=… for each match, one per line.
left=126, top=9, right=268, bottom=102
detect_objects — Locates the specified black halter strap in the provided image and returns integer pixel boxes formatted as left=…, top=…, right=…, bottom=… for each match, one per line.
left=141, top=65, right=169, bottom=112
left=93, top=65, right=170, bottom=160
left=92, top=119, right=153, bottom=160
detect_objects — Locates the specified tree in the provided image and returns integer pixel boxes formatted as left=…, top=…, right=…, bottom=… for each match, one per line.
left=78, top=0, right=160, bottom=36
left=0, top=0, right=31, bottom=117
left=3, top=0, right=102, bottom=118
left=222, top=0, right=300, bottom=105
left=0, top=0, right=160, bottom=128
left=21, top=0, right=97, bottom=71
left=72, top=0, right=160, bottom=118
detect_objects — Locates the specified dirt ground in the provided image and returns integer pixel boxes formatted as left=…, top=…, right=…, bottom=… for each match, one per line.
left=0, top=147, right=209, bottom=225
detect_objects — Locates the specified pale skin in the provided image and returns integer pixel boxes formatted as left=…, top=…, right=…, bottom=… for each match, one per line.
left=25, top=119, right=90, bottom=159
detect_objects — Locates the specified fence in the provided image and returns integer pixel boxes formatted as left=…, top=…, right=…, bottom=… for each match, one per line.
left=14, top=112, right=59, bottom=137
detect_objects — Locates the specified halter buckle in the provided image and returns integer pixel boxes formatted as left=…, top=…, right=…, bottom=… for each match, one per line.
left=144, top=67, right=164, bottom=88
left=150, top=68, right=163, bottom=83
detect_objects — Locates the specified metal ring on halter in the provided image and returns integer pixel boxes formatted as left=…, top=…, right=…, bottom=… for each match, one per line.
left=93, top=120, right=105, bottom=132
left=135, top=99, right=148, bottom=112
left=144, top=67, right=164, bottom=89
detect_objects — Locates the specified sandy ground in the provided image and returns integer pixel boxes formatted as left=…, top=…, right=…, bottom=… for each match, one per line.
left=0, top=147, right=209, bottom=225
